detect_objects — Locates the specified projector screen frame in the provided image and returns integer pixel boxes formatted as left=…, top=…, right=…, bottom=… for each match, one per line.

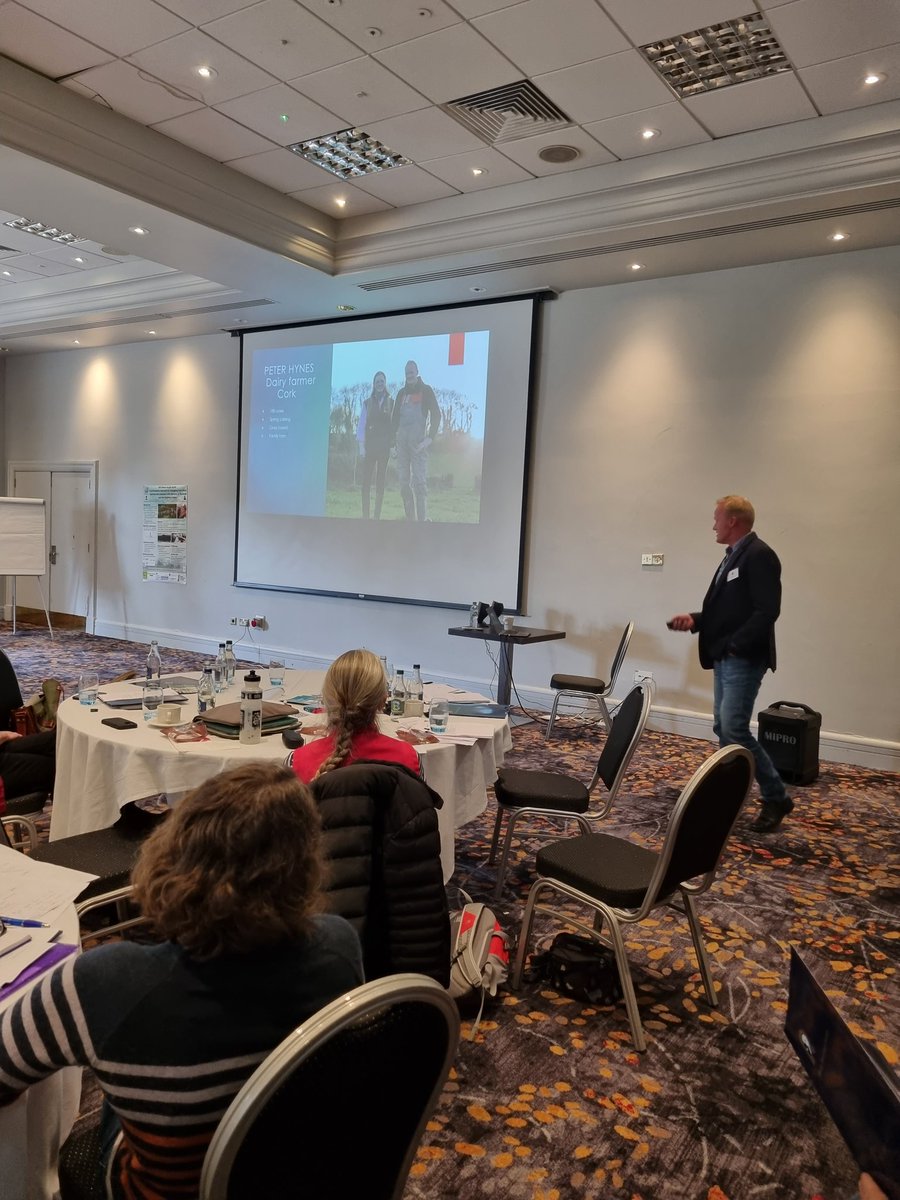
left=232, top=291, right=551, bottom=612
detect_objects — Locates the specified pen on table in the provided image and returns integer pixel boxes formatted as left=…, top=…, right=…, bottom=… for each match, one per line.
left=0, top=916, right=48, bottom=928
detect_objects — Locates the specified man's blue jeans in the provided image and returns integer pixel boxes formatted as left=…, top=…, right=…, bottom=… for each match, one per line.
left=713, top=656, right=788, bottom=808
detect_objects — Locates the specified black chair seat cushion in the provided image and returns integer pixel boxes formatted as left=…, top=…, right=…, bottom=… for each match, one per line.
left=495, top=768, right=590, bottom=813
left=3, top=791, right=48, bottom=817
left=536, top=833, right=667, bottom=909
left=550, top=673, right=608, bottom=694
left=33, top=827, right=143, bottom=904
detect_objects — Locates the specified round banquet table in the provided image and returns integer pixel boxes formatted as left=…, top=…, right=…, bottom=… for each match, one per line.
left=50, top=670, right=512, bottom=881
left=0, top=906, right=81, bottom=1200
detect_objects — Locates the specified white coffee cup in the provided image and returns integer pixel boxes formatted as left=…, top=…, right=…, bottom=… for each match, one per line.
left=503, top=615, right=515, bottom=631
left=156, top=703, right=181, bottom=726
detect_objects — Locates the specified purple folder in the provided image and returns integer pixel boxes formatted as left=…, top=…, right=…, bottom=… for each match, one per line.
left=0, top=943, right=77, bottom=1004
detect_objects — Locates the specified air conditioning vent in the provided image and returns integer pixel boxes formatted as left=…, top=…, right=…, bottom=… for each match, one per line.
left=442, top=79, right=572, bottom=145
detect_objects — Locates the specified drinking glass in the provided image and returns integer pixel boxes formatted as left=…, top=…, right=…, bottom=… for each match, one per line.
left=429, top=699, right=450, bottom=734
left=78, top=671, right=99, bottom=706
left=142, top=680, right=163, bottom=722
left=269, top=659, right=285, bottom=688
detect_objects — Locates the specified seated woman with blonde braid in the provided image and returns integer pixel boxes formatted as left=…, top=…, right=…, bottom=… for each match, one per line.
left=289, top=648, right=422, bottom=784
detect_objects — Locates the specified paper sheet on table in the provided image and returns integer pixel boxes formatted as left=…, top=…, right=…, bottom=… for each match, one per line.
left=0, top=926, right=71, bottom=987
left=0, top=846, right=97, bottom=922
left=426, top=686, right=490, bottom=702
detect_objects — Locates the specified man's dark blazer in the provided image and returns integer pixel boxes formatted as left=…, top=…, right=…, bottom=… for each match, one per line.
left=691, top=531, right=781, bottom=671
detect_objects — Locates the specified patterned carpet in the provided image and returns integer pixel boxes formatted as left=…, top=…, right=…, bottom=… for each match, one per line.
left=4, top=624, right=899, bottom=1199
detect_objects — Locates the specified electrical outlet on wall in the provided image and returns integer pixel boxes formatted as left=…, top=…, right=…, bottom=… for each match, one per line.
left=633, top=669, right=653, bottom=684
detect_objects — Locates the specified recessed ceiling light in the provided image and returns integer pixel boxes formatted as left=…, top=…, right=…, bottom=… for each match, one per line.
left=829, top=232, right=847, bottom=242
left=630, top=263, right=643, bottom=271
left=290, top=128, right=411, bottom=179
left=279, top=113, right=289, bottom=123
left=336, top=304, right=355, bottom=312
left=641, top=128, right=660, bottom=140
left=196, top=65, right=217, bottom=80
left=641, top=15, right=790, bottom=97
left=471, top=167, right=486, bottom=176
left=74, top=256, right=85, bottom=263
left=129, top=225, right=149, bottom=236
left=4, top=216, right=80, bottom=243
left=2, top=270, right=11, bottom=277
left=864, top=72, right=885, bottom=86
left=335, top=197, right=347, bottom=208
left=147, top=330, right=157, bottom=336
left=72, top=339, right=80, bottom=345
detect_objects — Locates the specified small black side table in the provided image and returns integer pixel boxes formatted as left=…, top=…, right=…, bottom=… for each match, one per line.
left=447, top=626, right=566, bottom=707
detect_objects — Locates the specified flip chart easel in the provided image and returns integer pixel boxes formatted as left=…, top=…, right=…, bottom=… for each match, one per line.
left=0, top=497, right=53, bottom=637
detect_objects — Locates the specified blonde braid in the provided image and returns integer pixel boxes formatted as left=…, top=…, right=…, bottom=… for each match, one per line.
left=312, top=719, right=356, bottom=779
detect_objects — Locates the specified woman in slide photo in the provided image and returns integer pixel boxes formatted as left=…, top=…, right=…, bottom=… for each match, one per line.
left=359, top=370, right=394, bottom=519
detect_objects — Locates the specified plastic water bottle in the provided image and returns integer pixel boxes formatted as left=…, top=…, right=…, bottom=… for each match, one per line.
left=240, top=671, right=263, bottom=744
left=197, top=666, right=215, bottom=714
left=224, top=640, right=237, bottom=685
left=146, top=639, right=162, bottom=680
left=390, top=669, right=406, bottom=717
left=406, top=664, right=425, bottom=717
left=213, top=642, right=227, bottom=692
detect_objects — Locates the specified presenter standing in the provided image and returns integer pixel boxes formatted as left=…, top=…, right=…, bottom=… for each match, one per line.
left=669, top=495, right=792, bottom=833
left=391, top=360, right=441, bottom=521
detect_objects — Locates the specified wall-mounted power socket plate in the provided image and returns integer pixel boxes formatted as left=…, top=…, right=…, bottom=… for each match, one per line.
left=641, top=553, right=664, bottom=566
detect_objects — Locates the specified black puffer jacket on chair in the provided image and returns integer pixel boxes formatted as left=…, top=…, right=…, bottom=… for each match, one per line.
left=310, top=761, right=450, bottom=986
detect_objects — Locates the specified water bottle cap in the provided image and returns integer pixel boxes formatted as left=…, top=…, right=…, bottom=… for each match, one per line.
left=244, top=671, right=261, bottom=682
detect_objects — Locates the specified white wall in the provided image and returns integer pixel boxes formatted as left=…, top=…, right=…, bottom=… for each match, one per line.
left=4, top=245, right=899, bottom=765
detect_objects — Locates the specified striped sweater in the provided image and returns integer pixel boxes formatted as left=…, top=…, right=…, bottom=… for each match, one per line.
left=0, top=915, right=363, bottom=1199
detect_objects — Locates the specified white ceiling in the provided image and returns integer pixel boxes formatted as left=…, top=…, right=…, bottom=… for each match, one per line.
left=1, top=0, right=899, bottom=353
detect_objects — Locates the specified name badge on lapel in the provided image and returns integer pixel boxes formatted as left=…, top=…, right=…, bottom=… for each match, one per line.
left=727, top=567, right=739, bottom=582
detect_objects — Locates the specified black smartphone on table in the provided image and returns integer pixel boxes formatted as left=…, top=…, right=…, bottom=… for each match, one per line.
left=101, top=716, right=138, bottom=730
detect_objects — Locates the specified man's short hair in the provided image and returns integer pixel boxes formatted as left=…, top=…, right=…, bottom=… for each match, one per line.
left=717, top=494, right=755, bottom=528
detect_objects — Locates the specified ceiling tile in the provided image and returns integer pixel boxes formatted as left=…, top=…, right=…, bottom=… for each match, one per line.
left=0, top=3, right=112, bottom=76
left=442, top=0, right=520, bottom=15
left=474, top=0, right=629, bottom=76
left=598, top=0, right=754, bottom=45
left=497, top=126, right=616, bottom=174
left=298, top=0, right=462, bottom=52
left=290, top=57, right=430, bottom=127
left=3, top=252, right=79, bottom=277
left=364, top=108, right=485, bottom=161
left=798, top=42, right=900, bottom=113
left=225, top=146, right=332, bottom=190
left=204, top=0, right=361, bottom=81
left=536, top=50, right=674, bottom=123
left=289, top=182, right=393, bottom=217
left=684, top=72, right=817, bottom=136
left=127, top=28, right=277, bottom=103
left=0, top=262, right=41, bottom=282
left=352, top=164, right=459, bottom=205
left=216, top=83, right=342, bottom=146
left=766, top=0, right=900, bottom=69
left=418, top=146, right=533, bottom=190
left=157, top=0, right=258, bottom=18
left=36, top=245, right=116, bottom=269
left=62, top=60, right=204, bottom=124
left=374, top=24, right=522, bottom=104
left=584, top=101, right=710, bottom=159
left=15, top=0, right=190, bottom=56
left=153, top=107, right=276, bottom=160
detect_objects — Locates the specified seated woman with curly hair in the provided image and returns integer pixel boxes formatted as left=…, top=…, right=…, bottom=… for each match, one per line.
left=0, top=762, right=363, bottom=1198
left=289, top=648, right=422, bottom=783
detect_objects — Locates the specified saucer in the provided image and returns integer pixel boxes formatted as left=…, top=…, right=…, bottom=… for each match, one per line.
left=147, top=716, right=183, bottom=728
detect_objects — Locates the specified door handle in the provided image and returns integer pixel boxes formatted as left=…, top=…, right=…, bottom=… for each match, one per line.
left=49, top=544, right=57, bottom=565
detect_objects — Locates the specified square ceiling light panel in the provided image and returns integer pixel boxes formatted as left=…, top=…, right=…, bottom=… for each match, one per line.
left=289, top=129, right=412, bottom=180
left=640, top=12, right=793, bottom=97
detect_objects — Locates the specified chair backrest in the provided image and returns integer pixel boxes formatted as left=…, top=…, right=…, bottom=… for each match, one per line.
left=589, top=681, right=652, bottom=810
left=200, top=974, right=460, bottom=1200
left=641, top=745, right=754, bottom=915
left=605, top=620, right=634, bottom=692
left=0, top=648, right=24, bottom=730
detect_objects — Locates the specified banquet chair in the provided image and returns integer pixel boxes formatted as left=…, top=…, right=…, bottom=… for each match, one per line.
left=545, top=620, right=634, bottom=739
left=511, top=744, right=754, bottom=1052
left=200, top=973, right=460, bottom=1199
left=490, top=681, right=652, bottom=900
left=0, top=647, right=49, bottom=843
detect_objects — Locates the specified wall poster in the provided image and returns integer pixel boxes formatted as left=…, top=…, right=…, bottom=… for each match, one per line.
left=142, top=484, right=188, bottom=584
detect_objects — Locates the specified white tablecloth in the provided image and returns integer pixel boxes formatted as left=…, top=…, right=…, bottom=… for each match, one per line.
left=51, top=672, right=511, bottom=880
left=0, top=908, right=81, bottom=1200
